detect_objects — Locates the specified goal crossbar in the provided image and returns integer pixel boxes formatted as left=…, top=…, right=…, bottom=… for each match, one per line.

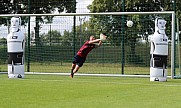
left=0, top=11, right=174, bottom=17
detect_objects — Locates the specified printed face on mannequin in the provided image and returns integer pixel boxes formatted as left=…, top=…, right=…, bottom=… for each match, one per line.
left=11, top=17, right=21, bottom=32
left=11, top=17, right=20, bottom=28
left=157, top=19, right=166, bottom=30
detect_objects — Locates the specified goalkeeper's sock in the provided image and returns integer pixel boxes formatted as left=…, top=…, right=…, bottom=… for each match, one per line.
left=70, top=69, right=74, bottom=78
left=71, top=69, right=73, bottom=74
left=70, top=73, right=74, bottom=78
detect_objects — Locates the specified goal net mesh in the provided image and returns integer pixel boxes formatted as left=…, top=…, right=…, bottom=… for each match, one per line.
left=0, top=12, right=176, bottom=77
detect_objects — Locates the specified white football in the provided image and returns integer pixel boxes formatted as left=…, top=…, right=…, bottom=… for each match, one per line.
left=127, top=20, right=133, bottom=27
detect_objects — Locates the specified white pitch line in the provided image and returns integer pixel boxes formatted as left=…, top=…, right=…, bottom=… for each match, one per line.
left=0, top=72, right=172, bottom=78
left=1, top=72, right=180, bottom=86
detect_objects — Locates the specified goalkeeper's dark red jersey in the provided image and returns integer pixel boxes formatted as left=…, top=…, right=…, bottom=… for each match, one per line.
left=77, top=40, right=96, bottom=58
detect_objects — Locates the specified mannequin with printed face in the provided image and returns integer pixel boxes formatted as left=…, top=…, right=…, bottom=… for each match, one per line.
left=7, top=17, right=25, bottom=78
left=150, top=18, right=168, bottom=82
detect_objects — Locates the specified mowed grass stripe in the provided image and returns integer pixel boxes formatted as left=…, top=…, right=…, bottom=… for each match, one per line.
left=0, top=74, right=181, bottom=108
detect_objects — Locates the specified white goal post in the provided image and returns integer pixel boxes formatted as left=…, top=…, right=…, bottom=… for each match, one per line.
left=0, top=11, right=175, bottom=79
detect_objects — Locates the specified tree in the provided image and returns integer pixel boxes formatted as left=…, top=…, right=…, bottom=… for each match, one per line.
left=0, top=0, right=75, bottom=46
left=88, top=0, right=180, bottom=64
left=40, top=30, right=62, bottom=46
left=61, top=30, right=73, bottom=46
left=26, top=0, right=75, bottom=46
left=0, top=37, right=7, bottom=45
left=0, top=0, right=14, bottom=25
left=88, top=0, right=180, bottom=51
left=40, top=30, right=74, bottom=46
left=62, top=20, right=96, bottom=47
left=24, top=0, right=75, bottom=46
left=75, top=20, right=96, bottom=46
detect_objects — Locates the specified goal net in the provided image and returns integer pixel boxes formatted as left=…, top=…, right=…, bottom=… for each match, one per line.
left=0, top=12, right=176, bottom=78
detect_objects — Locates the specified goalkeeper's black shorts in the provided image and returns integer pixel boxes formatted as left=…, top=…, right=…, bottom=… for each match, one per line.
left=72, top=54, right=86, bottom=67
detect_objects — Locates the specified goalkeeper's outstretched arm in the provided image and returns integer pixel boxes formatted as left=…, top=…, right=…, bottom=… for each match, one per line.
left=88, top=33, right=107, bottom=44
left=88, top=38, right=102, bottom=44
left=88, top=36, right=103, bottom=48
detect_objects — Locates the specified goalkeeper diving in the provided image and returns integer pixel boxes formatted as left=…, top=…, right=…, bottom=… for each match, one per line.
left=70, top=33, right=107, bottom=78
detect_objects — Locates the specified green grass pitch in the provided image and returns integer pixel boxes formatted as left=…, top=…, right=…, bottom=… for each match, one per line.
left=0, top=74, right=181, bottom=108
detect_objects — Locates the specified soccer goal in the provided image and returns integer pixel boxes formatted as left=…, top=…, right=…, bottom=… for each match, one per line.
left=0, top=11, right=176, bottom=79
